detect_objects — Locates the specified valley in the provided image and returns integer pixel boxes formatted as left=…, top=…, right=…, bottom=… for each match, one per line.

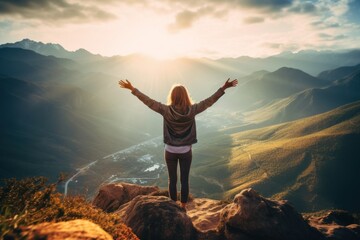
left=65, top=100, right=360, bottom=212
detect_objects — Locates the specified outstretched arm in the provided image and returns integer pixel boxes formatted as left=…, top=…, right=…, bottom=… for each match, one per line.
left=194, top=78, right=238, bottom=114
left=118, top=79, right=165, bottom=115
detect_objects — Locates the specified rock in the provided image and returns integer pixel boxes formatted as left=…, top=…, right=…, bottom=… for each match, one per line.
left=92, top=182, right=159, bottom=212
left=117, top=195, right=197, bottom=240
left=185, top=198, right=228, bottom=240
left=307, top=210, right=360, bottom=240
left=326, top=226, right=360, bottom=240
left=318, top=210, right=356, bottom=226
left=21, top=219, right=112, bottom=240
left=219, top=188, right=324, bottom=240
left=91, top=183, right=359, bottom=240
left=196, top=229, right=222, bottom=240
left=186, top=198, right=227, bottom=232
left=348, top=224, right=360, bottom=236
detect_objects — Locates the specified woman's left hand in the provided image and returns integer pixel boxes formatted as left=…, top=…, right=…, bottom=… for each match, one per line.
left=119, top=79, right=135, bottom=91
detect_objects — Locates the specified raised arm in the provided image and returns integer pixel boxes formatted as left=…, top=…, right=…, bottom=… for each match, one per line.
left=118, top=79, right=165, bottom=115
left=194, top=78, right=238, bottom=114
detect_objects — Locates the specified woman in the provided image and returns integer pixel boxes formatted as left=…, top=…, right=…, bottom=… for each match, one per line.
left=119, top=78, right=237, bottom=210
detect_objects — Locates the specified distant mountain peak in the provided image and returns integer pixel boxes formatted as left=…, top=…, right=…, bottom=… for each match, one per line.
left=10, top=38, right=66, bottom=51
left=271, top=66, right=313, bottom=78
left=276, top=66, right=303, bottom=72
left=0, top=39, right=101, bottom=61
left=318, top=63, right=360, bottom=81
left=18, top=38, right=37, bottom=44
left=75, top=48, right=90, bottom=53
left=18, top=38, right=35, bottom=44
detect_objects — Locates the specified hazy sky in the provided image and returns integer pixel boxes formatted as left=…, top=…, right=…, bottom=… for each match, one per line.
left=0, top=0, right=360, bottom=59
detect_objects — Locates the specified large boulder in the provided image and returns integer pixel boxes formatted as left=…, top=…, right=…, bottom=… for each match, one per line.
left=21, top=219, right=113, bottom=240
left=117, top=195, right=197, bottom=240
left=219, top=188, right=325, bottom=240
left=307, top=210, right=360, bottom=240
left=92, top=182, right=159, bottom=212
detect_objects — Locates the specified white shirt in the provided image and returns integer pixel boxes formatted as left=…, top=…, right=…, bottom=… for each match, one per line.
left=165, top=144, right=191, bottom=154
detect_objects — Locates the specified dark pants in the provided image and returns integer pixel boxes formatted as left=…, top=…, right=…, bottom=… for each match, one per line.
left=165, top=150, right=192, bottom=203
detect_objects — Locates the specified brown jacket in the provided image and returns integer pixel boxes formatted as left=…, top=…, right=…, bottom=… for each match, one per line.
left=132, top=88, right=225, bottom=146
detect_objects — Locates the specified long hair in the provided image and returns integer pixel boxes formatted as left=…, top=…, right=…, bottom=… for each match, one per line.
left=167, top=85, right=193, bottom=112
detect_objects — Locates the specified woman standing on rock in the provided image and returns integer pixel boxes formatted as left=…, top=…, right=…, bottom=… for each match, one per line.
left=119, top=78, right=237, bottom=210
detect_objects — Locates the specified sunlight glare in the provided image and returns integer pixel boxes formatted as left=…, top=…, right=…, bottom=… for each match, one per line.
left=134, top=30, right=189, bottom=60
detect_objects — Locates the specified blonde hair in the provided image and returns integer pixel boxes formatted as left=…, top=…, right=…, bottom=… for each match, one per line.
left=167, top=85, right=193, bottom=112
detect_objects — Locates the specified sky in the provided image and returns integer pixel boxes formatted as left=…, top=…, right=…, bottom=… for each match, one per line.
left=0, top=0, right=360, bottom=59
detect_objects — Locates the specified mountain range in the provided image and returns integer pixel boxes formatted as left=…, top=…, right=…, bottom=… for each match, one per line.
left=3, top=39, right=360, bottom=76
left=1, top=39, right=360, bottom=211
left=193, top=100, right=360, bottom=211
left=0, top=38, right=102, bottom=62
left=234, top=68, right=360, bottom=131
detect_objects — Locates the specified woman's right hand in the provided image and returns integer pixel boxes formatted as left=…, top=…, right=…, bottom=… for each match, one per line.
left=119, top=79, right=135, bottom=91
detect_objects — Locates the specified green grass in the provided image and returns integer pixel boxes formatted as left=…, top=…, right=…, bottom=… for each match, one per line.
left=193, top=101, right=360, bottom=211
left=227, top=102, right=360, bottom=211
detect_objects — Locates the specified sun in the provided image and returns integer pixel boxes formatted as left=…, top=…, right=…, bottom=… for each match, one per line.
left=135, top=31, right=191, bottom=60
left=91, top=9, right=198, bottom=60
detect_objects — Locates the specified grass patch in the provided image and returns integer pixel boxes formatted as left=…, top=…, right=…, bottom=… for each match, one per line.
left=0, top=176, right=138, bottom=240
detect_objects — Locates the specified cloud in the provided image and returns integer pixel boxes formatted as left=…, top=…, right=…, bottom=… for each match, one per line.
left=243, top=16, right=265, bottom=24
left=318, top=33, right=332, bottom=39
left=263, top=42, right=300, bottom=52
left=168, top=9, right=202, bottom=31
left=264, top=42, right=283, bottom=49
left=333, top=34, right=347, bottom=40
left=113, top=0, right=294, bottom=11
left=166, top=0, right=294, bottom=32
left=167, top=6, right=226, bottom=32
left=169, top=0, right=293, bottom=12
left=318, top=32, right=348, bottom=41
left=288, top=1, right=317, bottom=14
left=0, top=0, right=116, bottom=23
left=229, top=0, right=293, bottom=12
left=311, top=21, right=341, bottom=29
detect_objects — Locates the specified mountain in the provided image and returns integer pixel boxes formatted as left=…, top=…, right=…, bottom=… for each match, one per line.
left=0, top=49, right=158, bottom=180
left=0, top=74, right=136, bottom=180
left=257, top=67, right=327, bottom=97
left=227, top=67, right=329, bottom=111
left=2, top=39, right=360, bottom=77
left=239, top=67, right=360, bottom=130
left=317, top=63, right=360, bottom=81
left=218, top=49, right=360, bottom=76
left=272, top=50, right=360, bottom=74
left=193, top=101, right=360, bottom=211
left=0, top=39, right=102, bottom=62
left=0, top=47, right=77, bottom=83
